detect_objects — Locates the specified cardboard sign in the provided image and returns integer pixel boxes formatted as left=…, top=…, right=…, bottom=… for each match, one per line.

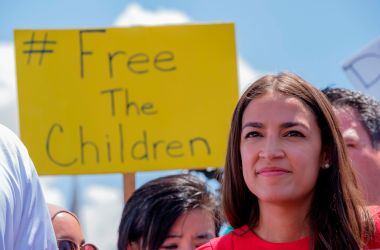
left=342, top=37, right=380, bottom=100
left=15, top=24, right=238, bottom=175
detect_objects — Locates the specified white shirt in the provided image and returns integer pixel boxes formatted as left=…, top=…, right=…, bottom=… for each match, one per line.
left=0, top=124, right=57, bottom=249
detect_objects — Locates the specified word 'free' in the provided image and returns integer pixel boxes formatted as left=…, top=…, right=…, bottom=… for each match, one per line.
left=79, top=29, right=177, bottom=79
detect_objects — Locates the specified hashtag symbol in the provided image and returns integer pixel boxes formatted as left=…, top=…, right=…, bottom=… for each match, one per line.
left=23, top=32, right=57, bottom=65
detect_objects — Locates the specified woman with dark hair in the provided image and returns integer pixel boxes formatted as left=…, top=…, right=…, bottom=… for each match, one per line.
left=198, top=73, right=380, bottom=249
left=118, top=174, right=221, bottom=250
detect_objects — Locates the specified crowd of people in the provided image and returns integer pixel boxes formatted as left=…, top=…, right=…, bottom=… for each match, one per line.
left=0, top=72, right=379, bottom=250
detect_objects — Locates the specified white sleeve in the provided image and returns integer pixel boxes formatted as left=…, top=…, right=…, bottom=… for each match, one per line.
left=0, top=124, right=57, bottom=250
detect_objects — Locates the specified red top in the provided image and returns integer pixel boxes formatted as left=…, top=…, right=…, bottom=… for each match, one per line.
left=367, top=205, right=380, bottom=249
left=197, top=225, right=310, bottom=250
left=198, top=206, right=380, bottom=250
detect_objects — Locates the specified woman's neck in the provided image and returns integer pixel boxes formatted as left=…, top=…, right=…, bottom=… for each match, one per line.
left=254, top=200, right=311, bottom=243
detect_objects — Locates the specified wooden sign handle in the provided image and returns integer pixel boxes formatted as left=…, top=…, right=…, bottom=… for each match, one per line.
left=123, top=173, right=136, bottom=203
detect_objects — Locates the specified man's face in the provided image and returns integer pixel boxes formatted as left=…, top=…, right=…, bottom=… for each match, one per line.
left=335, top=106, right=380, bottom=205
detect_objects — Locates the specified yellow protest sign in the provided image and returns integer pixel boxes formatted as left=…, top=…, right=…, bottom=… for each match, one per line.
left=14, top=23, right=238, bottom=175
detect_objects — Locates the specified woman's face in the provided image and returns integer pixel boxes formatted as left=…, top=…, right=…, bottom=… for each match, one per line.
left=240, top=92, right=322, bottom=205
left=159, top=208, right=216, bottom=250
left=52, top=212, right=85, bottom=249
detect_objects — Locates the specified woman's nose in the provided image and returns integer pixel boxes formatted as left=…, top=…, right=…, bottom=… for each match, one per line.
left=258, top=137, right=285, bottom=159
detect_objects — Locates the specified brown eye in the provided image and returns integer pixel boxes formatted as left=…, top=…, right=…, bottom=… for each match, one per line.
left=284, top=130, right=304, bottom=137
left=245, top=131, right=261, bottom=138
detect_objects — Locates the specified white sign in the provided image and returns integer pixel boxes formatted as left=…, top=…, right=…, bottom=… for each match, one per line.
left=343, top=37, right=380, bottom=100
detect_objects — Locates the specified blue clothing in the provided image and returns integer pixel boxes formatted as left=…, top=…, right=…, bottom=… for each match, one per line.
left=0, top=124, right=57, bottom=249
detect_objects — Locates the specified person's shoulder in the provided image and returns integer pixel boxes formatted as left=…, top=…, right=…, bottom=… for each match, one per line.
left=0, top=124, right=19, bottom=141
left=197, top=226, right=251, bottom=250
left=368, top=206, right=380, bottom=217
left=367, top=205, right=380, bottom=248
left=197, top=241, right=214, bottom=250
left=0, top=124, right=31, bottom=171
left=197, top=234, right=232, bottom=250
left=0, top=124, right=24, bottom=154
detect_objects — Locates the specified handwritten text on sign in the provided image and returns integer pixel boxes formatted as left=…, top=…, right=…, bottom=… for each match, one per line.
left=15, top=24, right=238, bottom=175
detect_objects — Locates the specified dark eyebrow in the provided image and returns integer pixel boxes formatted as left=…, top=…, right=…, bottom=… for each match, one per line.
left=242, top=121, right=309, bottom=131
left=242, top=122, right=263, bottom=129
left=281, top=122, right=308, bottom=130
left=194, top=233, right=214, bottom=240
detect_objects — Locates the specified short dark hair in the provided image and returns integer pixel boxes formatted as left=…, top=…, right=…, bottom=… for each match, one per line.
left=117, top=174, right=221, bottom=250
left=223, top=73, right=374, bottom=249
left=322, top=87, right=380, bottom=149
